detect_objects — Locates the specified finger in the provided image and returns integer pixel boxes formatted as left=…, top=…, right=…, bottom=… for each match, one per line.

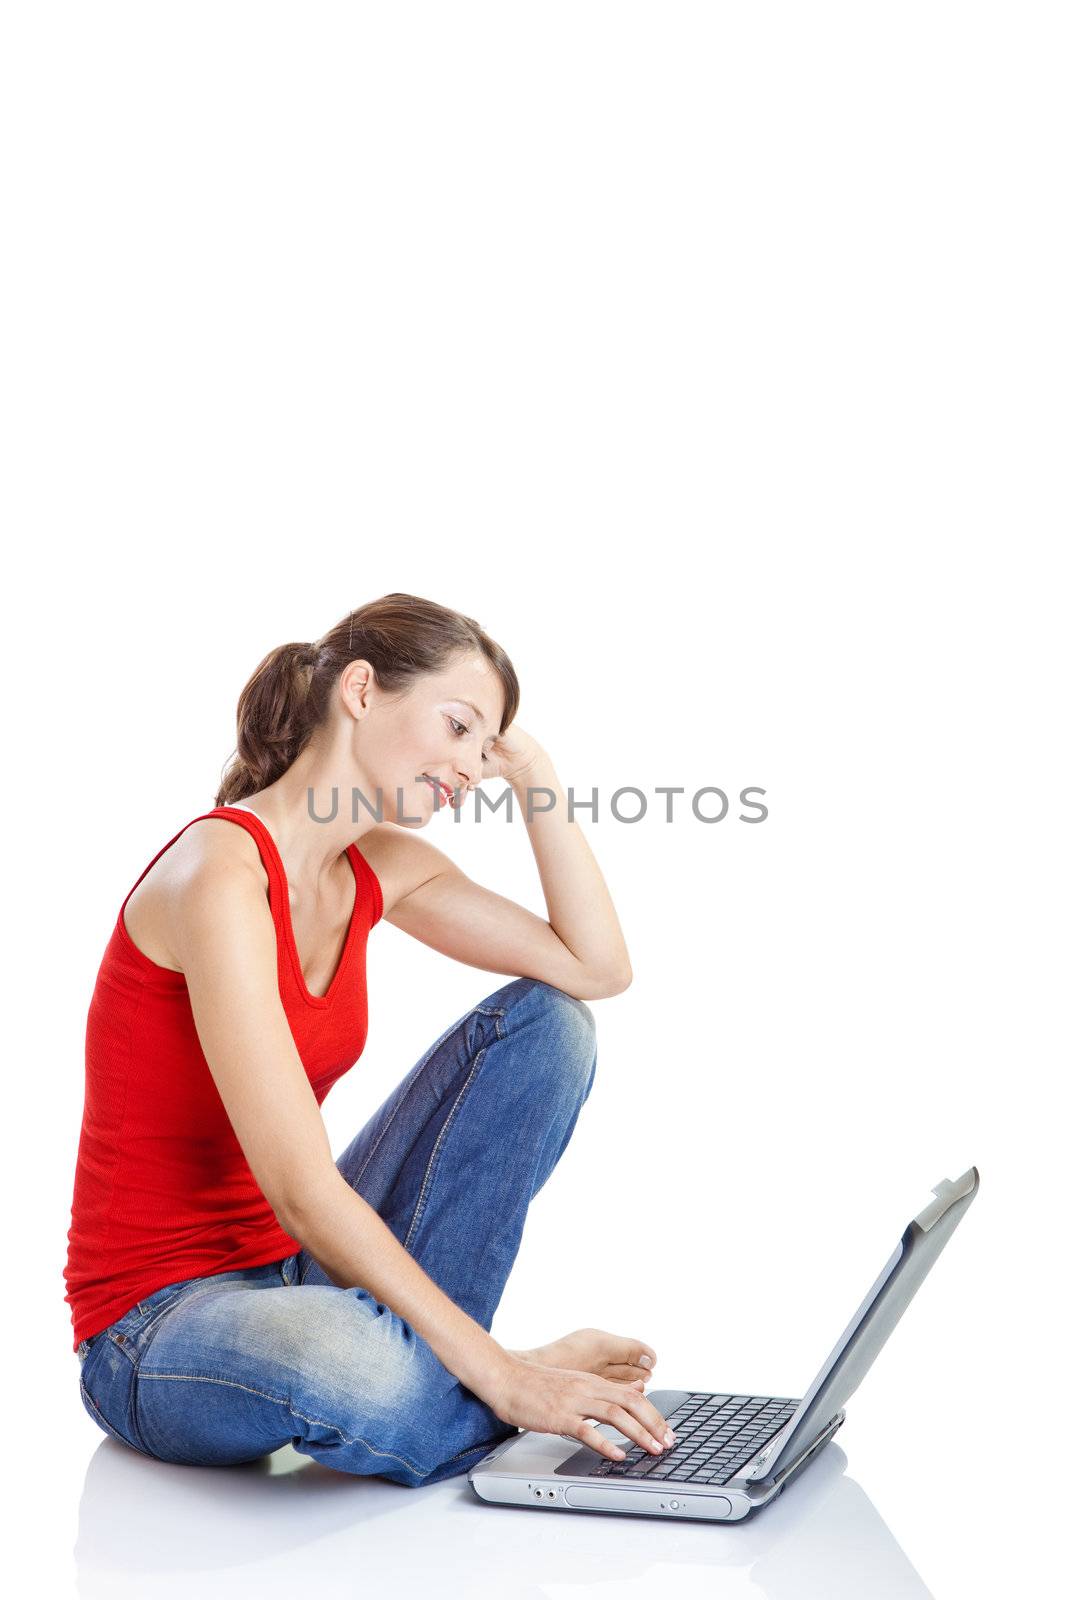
left=602, top=1363, right=655, bottom=1384
left=621, top=1385, right=671, bottom=1442
left=599, top=1389, right=672, bottom=1455
left=573, top=1417, right=629, bottom=1462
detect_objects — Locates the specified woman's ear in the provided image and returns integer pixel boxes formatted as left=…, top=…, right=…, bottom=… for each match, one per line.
left=339, top=658, right=375, bottom=721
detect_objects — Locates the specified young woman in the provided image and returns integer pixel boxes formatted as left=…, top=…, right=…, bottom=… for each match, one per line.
left=64, top=593, right=676, bottom=1486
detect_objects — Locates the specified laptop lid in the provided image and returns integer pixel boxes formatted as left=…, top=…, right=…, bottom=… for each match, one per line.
left=742, top=1166, right=979, bottom=1484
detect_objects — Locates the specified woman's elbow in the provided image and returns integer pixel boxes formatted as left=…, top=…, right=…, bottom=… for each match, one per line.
left=582, top=963, right=633, bottom=999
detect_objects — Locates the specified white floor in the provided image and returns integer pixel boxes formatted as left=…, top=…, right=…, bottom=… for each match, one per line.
left=42, top=1380, right=1028, bottom=1599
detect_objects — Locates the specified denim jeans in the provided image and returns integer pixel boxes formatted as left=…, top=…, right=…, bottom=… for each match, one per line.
left=75, top=977, right=597, bottom=1487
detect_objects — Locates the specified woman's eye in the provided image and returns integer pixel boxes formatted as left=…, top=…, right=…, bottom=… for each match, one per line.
left=448, top=717, right=470, bottom=737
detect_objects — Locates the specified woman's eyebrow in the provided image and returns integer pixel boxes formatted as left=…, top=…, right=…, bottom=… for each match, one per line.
left=455, top=698, right=500, bottom=737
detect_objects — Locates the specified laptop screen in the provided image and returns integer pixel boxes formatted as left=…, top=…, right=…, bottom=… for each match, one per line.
left=743, top=1167, right=979, bottom=1483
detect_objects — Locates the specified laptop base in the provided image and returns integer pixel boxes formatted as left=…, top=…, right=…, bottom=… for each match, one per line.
left=467, top=1389, right=845, bottom=1521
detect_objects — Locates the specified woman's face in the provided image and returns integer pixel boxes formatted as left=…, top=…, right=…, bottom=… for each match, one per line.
left=345, top=650, right=507, bottom=827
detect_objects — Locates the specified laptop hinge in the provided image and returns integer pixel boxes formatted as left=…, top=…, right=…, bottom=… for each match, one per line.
left=744, top=1412, right=844, bottom=1488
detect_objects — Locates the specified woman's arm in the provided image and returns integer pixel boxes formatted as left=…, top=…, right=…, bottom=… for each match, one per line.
left=372, top=734, right=633, bottom=1000
left=171, top=838, right=514, bottom=1401
left=504, top=740, right=633, bottom=987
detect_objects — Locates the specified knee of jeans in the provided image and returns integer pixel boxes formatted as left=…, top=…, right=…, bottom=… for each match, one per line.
left=512, top=979, right=597, bottom=1096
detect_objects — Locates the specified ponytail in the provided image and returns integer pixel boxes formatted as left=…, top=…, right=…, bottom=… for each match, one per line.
left=215, top=641, right=318, bottom=805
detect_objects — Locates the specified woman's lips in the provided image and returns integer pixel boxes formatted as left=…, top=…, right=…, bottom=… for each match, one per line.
left=422, top=775, right=454, bottom=801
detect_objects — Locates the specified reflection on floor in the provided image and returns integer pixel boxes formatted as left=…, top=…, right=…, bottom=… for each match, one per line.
left=74, top=1436, right=934, bottom=1600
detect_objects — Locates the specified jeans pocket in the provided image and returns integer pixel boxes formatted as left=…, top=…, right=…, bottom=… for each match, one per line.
left=100, top=1275, right=205, bottom=1358
left=79, top=1279, right=206, bottom=1454
left=79, top=1335, right=152, bottom=1455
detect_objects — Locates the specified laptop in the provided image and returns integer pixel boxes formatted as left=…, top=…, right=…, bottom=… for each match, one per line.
left=469, top=1166, right=978, bottom=1522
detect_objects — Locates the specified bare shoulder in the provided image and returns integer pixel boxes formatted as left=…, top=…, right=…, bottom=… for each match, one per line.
left=356, top=822, right=456, bottom=919
left=123, top=816, right=268, bottom=970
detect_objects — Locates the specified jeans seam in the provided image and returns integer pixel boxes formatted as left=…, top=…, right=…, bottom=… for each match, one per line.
left=80, top=1375, right=146, bottom=1454
left=297, top=1010, right=502, bottom=1288
left=138, top=1371, right=431, bottom=1476
left=109, top=1280, right=226, bottom=1361
left=402, top=1025, right=499, bottom=1252
left=346, top=1005, right=506, bottom=1208
left=428, top=1427, right=518, bottom=1478
left=83, top=1364, right=156, bottom=1456
left=101, top=1278, right=256, bottom=1453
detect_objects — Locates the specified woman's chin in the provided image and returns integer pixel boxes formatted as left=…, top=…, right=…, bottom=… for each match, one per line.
left=384, top=796, right=437, bottom=828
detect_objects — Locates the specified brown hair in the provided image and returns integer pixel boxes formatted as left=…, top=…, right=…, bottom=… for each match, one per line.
left=215, top=593, right=520, bottom=807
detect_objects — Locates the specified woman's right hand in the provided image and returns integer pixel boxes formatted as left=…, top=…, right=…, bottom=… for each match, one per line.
left=487, top=1355, right=675, bottom=1461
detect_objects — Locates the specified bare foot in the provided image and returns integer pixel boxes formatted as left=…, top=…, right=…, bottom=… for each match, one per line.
left=507, top=1327, right=656, bottom=1386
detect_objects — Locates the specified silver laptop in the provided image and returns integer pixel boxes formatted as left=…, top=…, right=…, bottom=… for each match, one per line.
left=469, top=1166, right=978, bottom=1522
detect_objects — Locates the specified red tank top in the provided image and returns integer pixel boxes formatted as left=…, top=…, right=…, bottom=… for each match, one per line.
left=63, top=806, right=383, bottom=1351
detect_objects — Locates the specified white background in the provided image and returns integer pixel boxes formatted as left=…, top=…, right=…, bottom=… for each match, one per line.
left=3, top=4, right=1063, bottom=1597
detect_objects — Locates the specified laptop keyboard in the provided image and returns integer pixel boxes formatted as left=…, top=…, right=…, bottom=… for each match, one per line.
left=580, top=1392, right=800, bottom=1486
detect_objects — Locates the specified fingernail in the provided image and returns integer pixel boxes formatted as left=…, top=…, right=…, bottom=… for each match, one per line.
left=639, top=1355, right=652, bottom=1369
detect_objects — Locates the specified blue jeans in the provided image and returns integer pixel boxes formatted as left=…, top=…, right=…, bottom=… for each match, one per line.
left=75, top=978, right=597, bottom=1487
